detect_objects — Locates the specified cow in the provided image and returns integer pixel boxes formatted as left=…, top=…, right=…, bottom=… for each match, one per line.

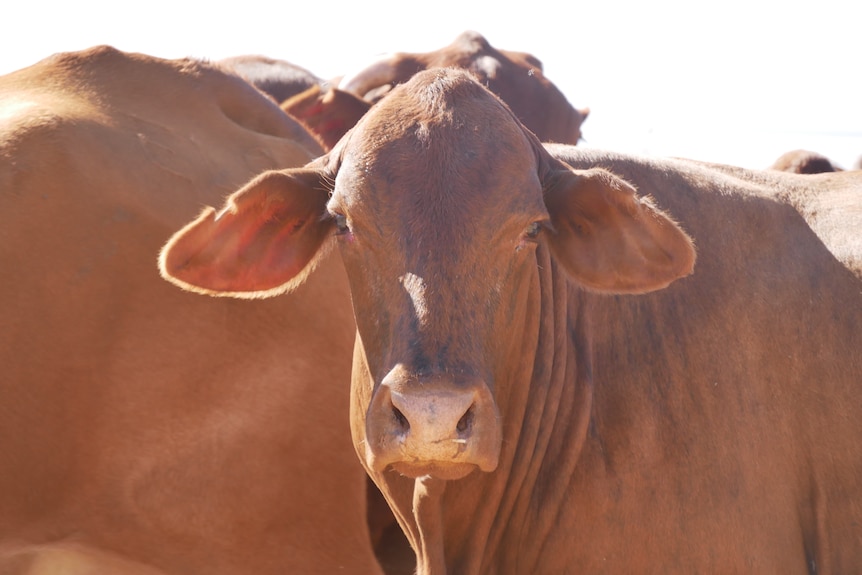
left=338, top=30, right=589, bottom=145
left=769, top=148, right=844, bottom=174
left=217, top=54, right=324, bottom=103
left=160, top=66, right=862, bottom=574
left=0, top=45, right=390, bottom=575
left=227, top=31, right=587, bottom=152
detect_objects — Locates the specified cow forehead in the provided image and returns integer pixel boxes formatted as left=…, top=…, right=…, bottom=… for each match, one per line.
left=331, top=68, right=545, bottom=221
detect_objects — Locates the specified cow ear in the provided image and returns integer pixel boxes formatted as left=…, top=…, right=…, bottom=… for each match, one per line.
left=282, top=86, right=371, bottom=151
left=543, top=168, right=696, bottom=293
left=159, top=168, right=335, bottom=299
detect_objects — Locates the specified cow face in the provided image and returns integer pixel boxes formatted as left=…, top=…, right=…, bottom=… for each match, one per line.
left=159, top=68, right=695, bottom=483
left=326, top=71, right=553, bottom=480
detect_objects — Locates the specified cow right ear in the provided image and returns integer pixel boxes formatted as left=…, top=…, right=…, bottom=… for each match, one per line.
left=158, top=168, right=335, bottom=299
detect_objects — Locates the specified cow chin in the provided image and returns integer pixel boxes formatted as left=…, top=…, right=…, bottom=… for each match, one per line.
left=364, top=367, right=503, bottom=482
left=390, top=460, right=478, bottom=481
left=363, top=435, right=501, bottom=481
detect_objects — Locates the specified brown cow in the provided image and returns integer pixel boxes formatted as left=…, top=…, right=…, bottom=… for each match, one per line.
left=769, top=148, right=844, bottom=173
left=235, top=31, right=588, bottom=153
left=338, top=30, right=589, bottom=144
left=0, top=46, right=388, bottom=574
left=284, top=31, right=588, bottom=152
left=160, top=68, right=862, bottom=573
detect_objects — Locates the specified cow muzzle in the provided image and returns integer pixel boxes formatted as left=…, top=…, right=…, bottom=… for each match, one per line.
left=364, top=366, right=501, bottom=480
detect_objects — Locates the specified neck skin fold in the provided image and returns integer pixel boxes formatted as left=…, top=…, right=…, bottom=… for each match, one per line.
left=358, top=243, right=595, bottom=575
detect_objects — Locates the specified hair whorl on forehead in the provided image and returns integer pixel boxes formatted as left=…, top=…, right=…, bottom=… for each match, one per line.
left=404, top=67, right=500, bottom=116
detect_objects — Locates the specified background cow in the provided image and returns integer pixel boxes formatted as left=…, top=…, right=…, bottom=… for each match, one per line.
left=222, top=31, right=587, bottom=153
left=0, top=46, right=388, bottom=574
left=769, top=148, right=844, bottom=173
left=217, top=54, right=324, bottom=102
left=161, top=68, right=862, bottom=574
left=338, top=30, right=589, bottom=145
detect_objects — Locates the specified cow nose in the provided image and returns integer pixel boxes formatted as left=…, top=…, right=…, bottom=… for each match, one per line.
left=388, top=387, right=477, bottom=443
left=364, top=367, right=502, bottom=478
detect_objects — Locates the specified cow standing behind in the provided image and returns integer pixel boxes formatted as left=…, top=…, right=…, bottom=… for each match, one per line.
left=161, top=67, right=862, bottom=574
left=339, top=31, right=589, bottom=145
left=217, top=54, right=324, bottom=103
left=271, top=31, right=589, bottom=153
left=769, top=148, right=844, bottom=174
left=0, top=46, right=387, bottom=574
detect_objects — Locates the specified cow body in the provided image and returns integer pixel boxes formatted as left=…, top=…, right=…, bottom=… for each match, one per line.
left=160, top=67, right=862, bottom=574
left=0, top=46, right=384, bottom=574
left=539, top=146, right=862, bottom=573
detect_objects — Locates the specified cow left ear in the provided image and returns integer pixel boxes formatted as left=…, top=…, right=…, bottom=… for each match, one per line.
left=543, top=168, right=696, bottom=293
left=159, top=168, right=335, bottom=299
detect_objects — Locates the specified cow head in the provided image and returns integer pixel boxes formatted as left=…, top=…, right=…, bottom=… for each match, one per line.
left=160, top=68, right=694, bottom=484
left=338, top=31, right=590, bottom=145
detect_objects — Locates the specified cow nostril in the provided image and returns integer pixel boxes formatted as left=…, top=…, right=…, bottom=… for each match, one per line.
left=392, top=405, right=410, bottom=433
left=456, top=405, right=475, bottom=434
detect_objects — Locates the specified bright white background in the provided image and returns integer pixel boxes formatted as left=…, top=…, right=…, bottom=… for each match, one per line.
left=3, top=0, right=859, bottom=170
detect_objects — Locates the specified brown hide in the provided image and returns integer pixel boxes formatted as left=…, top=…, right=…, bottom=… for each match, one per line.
left=0, top=46, right=387, bottom=575
left=338, top=30, right=589, bottom=145
left=159, top=68, right=862, bottom=573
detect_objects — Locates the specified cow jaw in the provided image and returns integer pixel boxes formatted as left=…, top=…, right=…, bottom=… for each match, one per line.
left=364, top=364, right=501, bottom=480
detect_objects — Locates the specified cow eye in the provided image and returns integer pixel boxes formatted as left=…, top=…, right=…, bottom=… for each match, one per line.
left=524, top=221, right=542, bottom=240
left=516, top=221, right=545, bottom=252
left=332, top=213, right=350, bottom=235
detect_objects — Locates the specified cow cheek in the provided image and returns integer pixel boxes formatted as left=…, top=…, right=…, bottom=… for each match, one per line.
left=340, top=253, right=403, bottom=461
left=488, top=251, right=543, bottom=406
left=349, top=334, right=377, bottom=469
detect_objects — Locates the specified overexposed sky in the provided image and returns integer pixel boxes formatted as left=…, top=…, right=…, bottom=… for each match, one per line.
left=3, top=0, right=860, bottom=169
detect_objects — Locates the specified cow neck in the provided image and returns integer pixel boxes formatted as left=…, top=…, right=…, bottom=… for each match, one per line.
left=406, top=243, right=596, bottom=575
